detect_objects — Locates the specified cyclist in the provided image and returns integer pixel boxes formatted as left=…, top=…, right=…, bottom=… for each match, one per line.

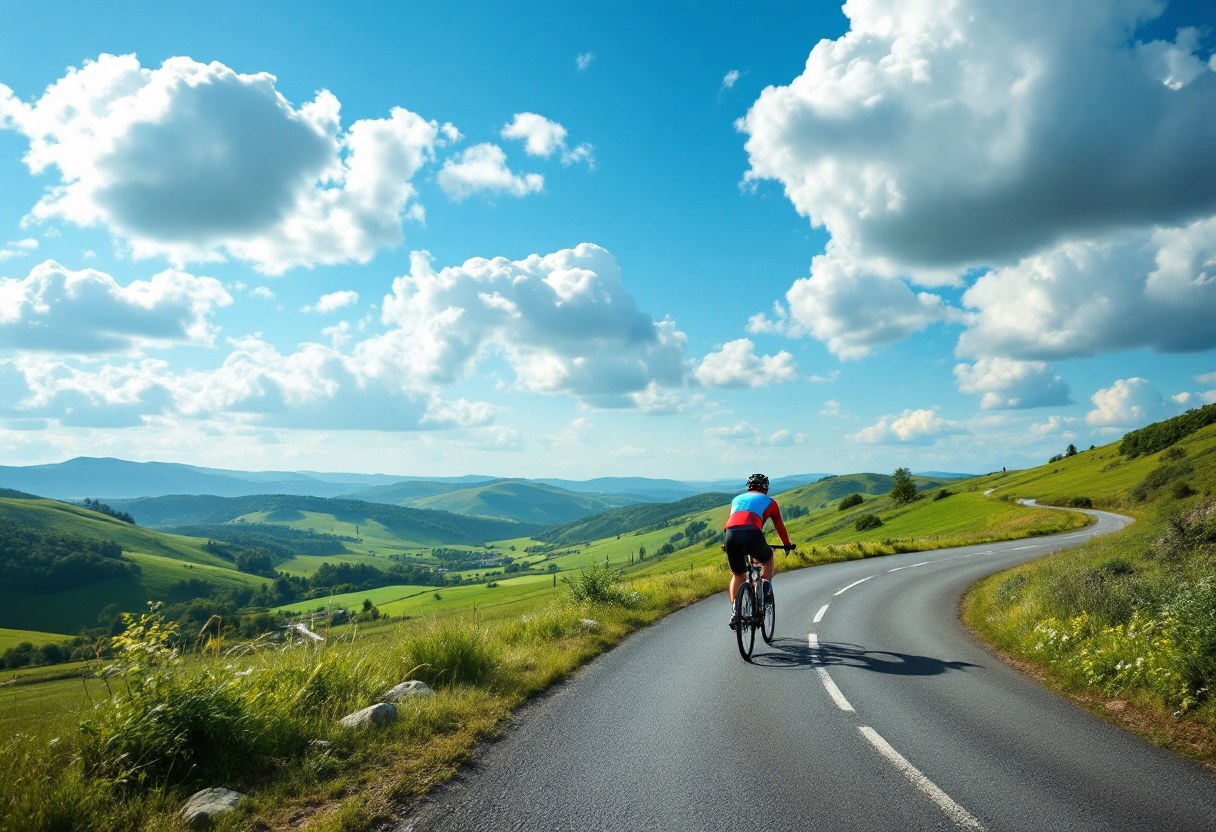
left=724, top=473, right=794, bottom=628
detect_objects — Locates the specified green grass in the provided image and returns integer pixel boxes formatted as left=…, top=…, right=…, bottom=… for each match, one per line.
left=0, top=628, right=68, bottom=651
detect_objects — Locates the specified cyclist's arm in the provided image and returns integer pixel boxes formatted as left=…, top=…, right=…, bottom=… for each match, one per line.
left=766, top=503, right=793, bottom=548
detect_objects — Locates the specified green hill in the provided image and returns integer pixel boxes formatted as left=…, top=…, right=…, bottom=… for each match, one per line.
left=534, top=492, right=733, bottom=546
left=408, top=480, right=635, bottom=524
left=112, top=493, right=538, bottom=544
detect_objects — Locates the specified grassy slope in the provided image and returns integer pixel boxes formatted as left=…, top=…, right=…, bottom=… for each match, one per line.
left=0, top=497, right=267, bottom=634
left=0, top=627, right=68, bottom=650
left=965, top=423, right=1216, bottom=767
left=409, top=480, right=628, bottom=525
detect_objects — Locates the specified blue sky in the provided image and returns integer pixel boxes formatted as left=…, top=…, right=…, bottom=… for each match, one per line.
left=0, top=0, right=1214, bottom=480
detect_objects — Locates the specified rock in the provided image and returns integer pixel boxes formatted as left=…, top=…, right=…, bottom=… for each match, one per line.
left=181, top=787, right=243, bottom=827
left=338, top=702, right=398, bottom=729
left=580, top=618, right=600, bottom=629
left=384, top=680, right=435, bottom=701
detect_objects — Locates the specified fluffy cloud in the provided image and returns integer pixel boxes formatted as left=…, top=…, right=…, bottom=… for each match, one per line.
left=704, top=421, right=805, bottom=446
left=749, top=245, right=958, bottom=358
left=0, top=54, right=449, bottom=273
left=501, top=113, right=593, bottom=166
left=954, top=357, right=1071, bottom=409
left=738, top=1, right=1216, bottom=361
left=1085, top=377, right=1179, bottom=428
left=303, top=290, right=359, bottom=314
left=576, top=52, right=595, bottom=71
left=437, top=144, right=544, bottom=201
left=0, top=260, right=230, bottom=352
left=0, top=244, right=691, bottom=427
left=850, top=409, right=965, bottom=445
left=365, top=243, right=688, bottom=406
left=722, top=70, right=740, bottom=91
left=694, top=339, right=796, bottom=388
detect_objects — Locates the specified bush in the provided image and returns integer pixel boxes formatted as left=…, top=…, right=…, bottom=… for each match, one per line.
left=566, top=562, right=637, bottom=607
left=854, top=514, right=882, bottom=531
left=1168, top=576, right=1216, bottom=701
left=932, top=488, right=953, bottom=501
left=838, top=493, right=864, bottom=511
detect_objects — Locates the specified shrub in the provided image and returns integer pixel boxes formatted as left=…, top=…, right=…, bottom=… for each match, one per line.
left=838, top=493, right=864, bottom=511
left=932, top=488, right=953, bottom=501
left=854, top=514, right=882, bottom=531
left=566, top=562, right=637, bottom=607
left=1171, top=481, right=1197, bottom=500
left=1168, top=576, right=1216, bottom=702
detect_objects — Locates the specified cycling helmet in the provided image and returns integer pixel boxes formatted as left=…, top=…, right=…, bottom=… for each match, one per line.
left=747, top=473, right=770, bottom=492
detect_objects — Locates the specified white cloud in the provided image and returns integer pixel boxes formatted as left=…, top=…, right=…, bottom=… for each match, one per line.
left=1030, top=415, right=1077, bottom=437
left=576, top=52, right=595, bottom=71
left=437, top=144, right=544, bottom=201
left=1196, top=372, right=1216, bottom=385
left=501, top=113, right=594, bottom=167
left=722, top=70, right=740, bottom=91
left=751, top=245, right=959, bottom=359
left=0, top=54, right=450, bottom=274
left=704, top=421, right=805, bottom=446
left=820, top=399, right=849, bottom=419
left=737, top=2, right=1216, bottom=362
left=250, top=286, right=275, bottom=300
left=0, top=260, right=230, bottom=353
left=694, top=338, right=796, bottom=388
left=954, top=357, right=1071, bottom=409
left=303, top=290, right=359, bottom=314
left=1085, top=377, right=1179, bottom=428
left=850, top=409, right=965, bottom=445
left=366, top=244, right=688, bottom=407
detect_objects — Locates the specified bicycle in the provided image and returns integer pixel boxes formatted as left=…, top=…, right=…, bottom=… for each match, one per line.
left=733, top=543, right=794, bottom=661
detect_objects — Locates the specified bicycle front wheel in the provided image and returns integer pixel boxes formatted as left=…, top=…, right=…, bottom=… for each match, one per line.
left=735, top=583, right=756, bottom=661
left=761, top=580, right=776, bottom=644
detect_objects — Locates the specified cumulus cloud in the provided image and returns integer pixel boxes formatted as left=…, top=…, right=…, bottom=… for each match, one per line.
left=0, top=260, right=231, bottom=353
left=1030, top=415, right=1077, bottom=437
left=0, top=54, right=450, bottom=273
left=704, top=421, right=805, bottom=446
left=738, top=1, right=1216, bottom=361
left=0, top=244, right=690, bottom=427
left=365, top=243, right=688, bottom=407
left=501, top=113, right=594, bottom=166
left=694, top=339, right=796, bottom=388
left=749, top=245, right=959, bottom=358
left=954, top=357, right=1071, bottom=409
left=849, top=409, right=965, bottom=445
left=302, top=290, right=359, bottom=314
left=1085, top=377, right=1180, bottom=428
left=250, top=286, right=275, bottom=300
left=437, top=144, right=544, bottom=201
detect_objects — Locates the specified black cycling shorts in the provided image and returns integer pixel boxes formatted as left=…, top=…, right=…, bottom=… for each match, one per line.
left=724, top=526, right=772, bottom=575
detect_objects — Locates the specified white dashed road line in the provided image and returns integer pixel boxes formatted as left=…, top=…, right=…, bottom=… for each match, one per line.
left=1010, top=545, right=1040, bottom=551
left=889, top=561, right=931, bottom=572
left=809, top=633, right=855, bottom=712
left=859, top=727, right=986, bottom=831
left=834, top=575, right=875, bottom=596
left=814, top=604, right=829, bottom=623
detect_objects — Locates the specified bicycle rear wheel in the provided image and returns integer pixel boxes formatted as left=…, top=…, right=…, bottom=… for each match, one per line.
left=761, top=580, right=776, bottom=644
left=735, top=583, right=756, bottom=661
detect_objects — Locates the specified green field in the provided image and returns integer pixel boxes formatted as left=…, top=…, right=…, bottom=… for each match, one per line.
left=0, top=627, right=68, bottom=650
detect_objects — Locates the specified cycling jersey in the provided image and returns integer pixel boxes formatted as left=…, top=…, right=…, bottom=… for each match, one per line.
left=723, top=490, right=791, bottom=547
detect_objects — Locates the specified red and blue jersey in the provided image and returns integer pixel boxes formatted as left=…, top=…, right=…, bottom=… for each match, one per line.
left=723, top=490, right=791, bottom=546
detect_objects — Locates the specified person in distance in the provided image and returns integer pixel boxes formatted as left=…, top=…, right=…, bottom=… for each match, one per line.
left=723, top=473, right=794, bottom=628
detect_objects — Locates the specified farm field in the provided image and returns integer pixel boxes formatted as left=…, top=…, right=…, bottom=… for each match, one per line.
left=0, top=627, right=68, bottom=650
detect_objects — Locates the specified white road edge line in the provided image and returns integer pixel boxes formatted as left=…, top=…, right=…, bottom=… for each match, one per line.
left=834, top=575, right=875, bottom=596
left=1010, top=545, right=1040, bottom=550
left=858, top=727, right=985, bottom=831
left=809, top=634, right=854, bottom=712
left=814, top=604, right=829, bottom=623
left=889, top=561, right=931, bottom=572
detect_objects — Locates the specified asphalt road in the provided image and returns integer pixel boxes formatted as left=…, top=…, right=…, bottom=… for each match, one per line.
left=397, top=509, right=1216, bottom=831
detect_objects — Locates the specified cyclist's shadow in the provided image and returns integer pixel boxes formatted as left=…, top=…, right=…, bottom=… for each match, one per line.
left=750, top=637, right=978, bottom=677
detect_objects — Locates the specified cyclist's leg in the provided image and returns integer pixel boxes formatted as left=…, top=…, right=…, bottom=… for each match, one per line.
left=723, top=529, right=750, bottom=603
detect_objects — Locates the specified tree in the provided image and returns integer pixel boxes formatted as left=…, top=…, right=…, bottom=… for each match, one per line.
left=839, top=493, right=864, bottom=511
left=890, top=467, right=918, bottom=505
left=1065, top=443, right=1078, bottom=457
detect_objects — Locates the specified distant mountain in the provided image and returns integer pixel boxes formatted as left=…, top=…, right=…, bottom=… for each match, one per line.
left=534, top=492, right=734, bottom=546
left=408, top=480, right=638, bottom=525
left=914, top=471, right=978, bottom=480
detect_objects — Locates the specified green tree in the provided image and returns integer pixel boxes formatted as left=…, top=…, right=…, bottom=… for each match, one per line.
left=1066, top=443, right=1078, bottom=457
left=890, top=467, right=918, bottom=505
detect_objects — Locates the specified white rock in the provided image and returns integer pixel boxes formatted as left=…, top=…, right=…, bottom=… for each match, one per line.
left=338, top=702, right=398, bottom=729
left=181, top=787, right=243, bottom=827
left=384, top=680, right=435, bottom=701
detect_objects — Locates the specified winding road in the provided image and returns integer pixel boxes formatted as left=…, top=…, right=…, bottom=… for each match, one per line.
left=397, top=509, right=1216, bottom=831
